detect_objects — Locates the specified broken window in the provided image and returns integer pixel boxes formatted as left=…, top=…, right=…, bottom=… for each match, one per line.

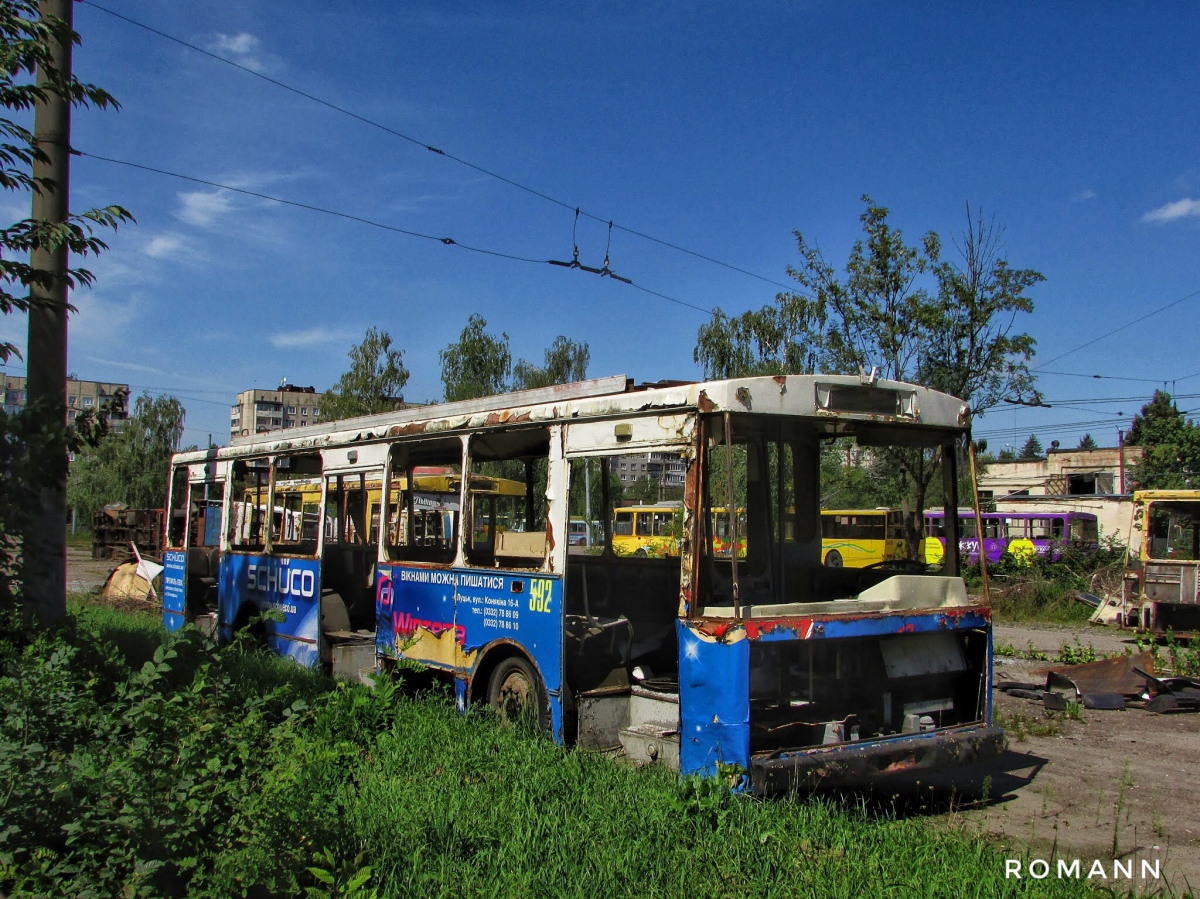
left=168, top=466, right=189, bottom=549
left=271, top=453, right=322, bottom=556
left=229, top=459, right=269, bottom=551
left=386, top=438, right=464, bottom=565
left=467, top=428, right=550, bottom=570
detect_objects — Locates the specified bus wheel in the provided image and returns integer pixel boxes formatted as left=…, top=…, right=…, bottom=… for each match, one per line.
left=487, top=656, right=548, bottom=730
left=824, top=549, right=843, bottom=567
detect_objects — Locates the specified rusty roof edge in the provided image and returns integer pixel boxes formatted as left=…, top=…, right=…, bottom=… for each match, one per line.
left=227, top=374, right=631, bottom=448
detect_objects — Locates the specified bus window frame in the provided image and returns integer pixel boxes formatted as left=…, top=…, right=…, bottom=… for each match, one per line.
left=383, top=436, right=468, bottom=568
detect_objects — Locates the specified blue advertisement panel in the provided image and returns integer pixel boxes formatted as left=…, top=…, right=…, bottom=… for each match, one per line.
left=162, top=550, right=187, bottom=632
left=219, top=553, right=322, bottom=667
left=377, top=564, right=564, bottom=740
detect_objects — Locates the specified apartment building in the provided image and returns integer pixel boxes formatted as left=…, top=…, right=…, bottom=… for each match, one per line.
left=230, top=384, right=326, bottom=440
left=612, top=451, right=686, bottom=490
left=2, top=374, right=130, bottom=429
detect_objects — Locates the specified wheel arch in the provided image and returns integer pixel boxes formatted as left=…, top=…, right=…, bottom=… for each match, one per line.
left=469, top=639, right=548, bottom=707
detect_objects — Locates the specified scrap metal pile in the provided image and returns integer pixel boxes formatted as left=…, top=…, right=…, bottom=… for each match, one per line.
left=997, top=652, right=1200, bottom=714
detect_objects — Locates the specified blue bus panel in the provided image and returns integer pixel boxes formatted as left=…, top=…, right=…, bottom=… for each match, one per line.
left=162, top=550, right=187, bottom=633
left=219, top=554, right=322, bottom=667
left=377, top=564, right=565, bottom=739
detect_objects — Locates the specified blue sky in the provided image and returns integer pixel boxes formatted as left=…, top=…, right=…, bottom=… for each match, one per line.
left=2, top=1, right=1198, bottom=451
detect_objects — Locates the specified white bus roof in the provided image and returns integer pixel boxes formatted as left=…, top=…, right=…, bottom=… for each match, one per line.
left=175, top=374, right=970, bottom=466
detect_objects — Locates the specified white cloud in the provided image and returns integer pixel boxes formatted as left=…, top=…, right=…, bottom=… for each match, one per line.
left=177, top=190, right=233, bottom=227
left=1072, top=189, right=1097, bottom=202
left=84, top=356, right=172, bottom=377
left=142, top=232, right=194, bottom=261
left=270, top=328, right=351, bottom=349
left=209, top=32, right=268, bottom=73
left=1143, top=198, right=1200, bottom=224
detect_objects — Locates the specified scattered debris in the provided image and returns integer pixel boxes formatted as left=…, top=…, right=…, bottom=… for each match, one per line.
left=101, top=542, right=163, bottom=604
left=1044, top=652, right=1155, bottom=698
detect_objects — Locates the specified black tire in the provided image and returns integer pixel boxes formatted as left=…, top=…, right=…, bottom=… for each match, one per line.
left=487, top=655, right=549, bottom=730
left=824, top=549, right=843, bottom=568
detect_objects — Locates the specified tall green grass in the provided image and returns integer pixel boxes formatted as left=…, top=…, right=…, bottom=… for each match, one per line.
left=1, top=600, right=1158, bottom=897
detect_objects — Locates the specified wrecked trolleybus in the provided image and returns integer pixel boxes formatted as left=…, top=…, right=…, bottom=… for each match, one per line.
left=161, top=373, right=1001, bottom=792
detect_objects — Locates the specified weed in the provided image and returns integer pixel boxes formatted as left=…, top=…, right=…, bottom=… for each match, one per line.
left=2, top=602, right=1112, bottom=898
left=1152, top=785, right=1166, bottom=838
left=1113, top=759, right=1134, bottom=858
left=1055, top=637, right=1097, bottom=666
left=994, top=707, right=1066, bottom=741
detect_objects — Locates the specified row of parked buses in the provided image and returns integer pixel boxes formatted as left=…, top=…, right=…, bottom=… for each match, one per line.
left=161, top=373, right=1001, bottom=793
left=605, top=504, right=1102, bottom=569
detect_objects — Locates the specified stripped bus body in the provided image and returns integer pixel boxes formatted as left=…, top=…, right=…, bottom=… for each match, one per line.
left=1123, top=490, right=1200, bottom=632
left=162, top=374, right=1001, bottom=792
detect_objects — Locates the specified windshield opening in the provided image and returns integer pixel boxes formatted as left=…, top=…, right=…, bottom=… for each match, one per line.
left=698, top=414, right=963, bottom=612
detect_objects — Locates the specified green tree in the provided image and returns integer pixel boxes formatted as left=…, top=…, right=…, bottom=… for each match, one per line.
left=0, top=0, right=131, bottom=628
left=1125, top=390, right=1200, bottom=489
left=66, top=393, right=185, bottom=522
left=440, top=313, right=511, bottom=402
left=918, top=206, right=1042, bottom=410
left=512, top=336, right=590, bottom=390
left=1078, top=433, right=1098, bottom=450
left=320, top=327, right=409, bottom=421
left=626, top=476, right=661, bottom=505
left=1018, top=434, right=1044, bottom=459
left=695, top=198, right=1041, bottom=555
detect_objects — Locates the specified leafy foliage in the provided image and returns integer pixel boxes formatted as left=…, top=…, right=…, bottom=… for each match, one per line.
left=0, top=0, right=131, bottom=627
left=3, top=600, right=1110, bottom=898
left=694, top=197, right=1041, bottom=413
left=439, top=313, right=511, bottom=402
left=440, top=314, right=592, bottom=402
left=1077, top=433, right=1098, bottom=450
left=512, top=335, right=590, bottom=390
left=320, top=327, right=410, bottom=421
left=1125, top=389, right=1200, bottom=489
left=0, top=0, right=133, bottom=362
left=66, top=392, right=184, bottom=521
left=693, top=200, right=1042, bottom=555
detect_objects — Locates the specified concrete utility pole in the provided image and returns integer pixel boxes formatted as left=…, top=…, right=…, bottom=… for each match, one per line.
left=24, top=0, right=73, bottom=625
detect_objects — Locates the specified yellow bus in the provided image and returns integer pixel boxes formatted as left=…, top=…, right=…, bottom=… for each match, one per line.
left=612, top=504, right=682, bottom=557
left=819, top=508, right=905, bottom=567
left=245, top=469, right=526, bottom=551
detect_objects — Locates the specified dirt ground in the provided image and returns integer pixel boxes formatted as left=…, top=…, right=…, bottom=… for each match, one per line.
left=67, top=544, right=119, bottom=595
left=888, top=621, right=1200, bottom=893
left=65, top=550, right=1198, bottom=890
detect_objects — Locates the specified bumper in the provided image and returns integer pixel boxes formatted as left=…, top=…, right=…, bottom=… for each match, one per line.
left=750, top=724, right=1005, bottom=795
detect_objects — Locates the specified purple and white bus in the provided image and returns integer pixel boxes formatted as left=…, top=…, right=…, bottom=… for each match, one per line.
left=923, top=510, right=1100, bottom=566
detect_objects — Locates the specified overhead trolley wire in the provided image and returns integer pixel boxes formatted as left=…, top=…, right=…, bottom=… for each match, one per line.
left=79, top=152, right=717, bottom=316
left=80, top=0, right=795, bottom=295
left=1033, top=286, right=1200, bottom=370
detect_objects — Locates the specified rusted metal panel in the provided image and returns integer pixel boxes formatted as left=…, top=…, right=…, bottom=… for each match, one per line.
left=750, top=725, right=1004, bottom=794
left=1043, top=651, right=1156, bottom=697
left=685, top=607, right=990, bottom=643
left=561, top=412, right=694, bottom=456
